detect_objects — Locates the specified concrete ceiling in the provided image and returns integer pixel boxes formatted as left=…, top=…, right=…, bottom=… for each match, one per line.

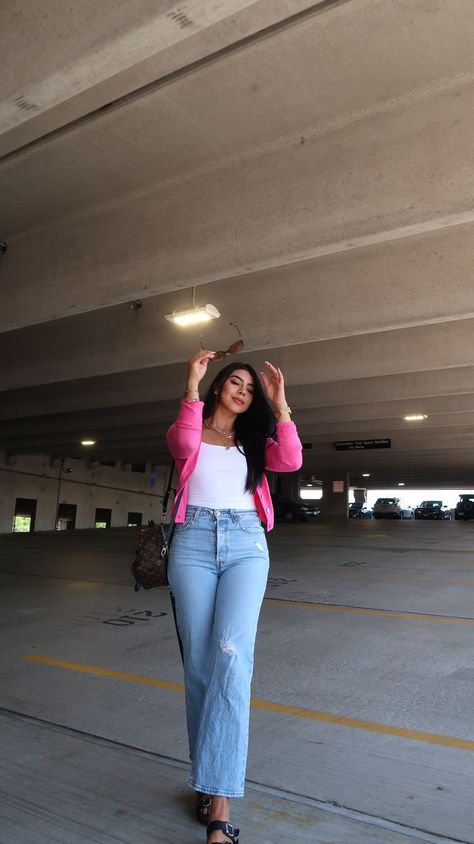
left=1, top=0, right=474, bottom=488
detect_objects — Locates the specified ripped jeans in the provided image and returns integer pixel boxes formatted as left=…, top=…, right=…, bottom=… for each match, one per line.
left=167, top=506, right=269, bottom=797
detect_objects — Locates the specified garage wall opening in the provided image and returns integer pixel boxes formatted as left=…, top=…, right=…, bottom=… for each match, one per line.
left=95, top=508, right=112, bottom=529
left=12, top=498, right=37, bottom=533
left=56, top=503, right=77, bottom=530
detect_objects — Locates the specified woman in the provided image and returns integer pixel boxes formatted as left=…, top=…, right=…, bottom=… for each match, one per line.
left=167, top=349, right=302, bottom=844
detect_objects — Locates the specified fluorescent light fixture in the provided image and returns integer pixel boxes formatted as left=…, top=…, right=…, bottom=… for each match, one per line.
left=398, top=482, right=405, bottom=486
left=165, top=304, right=220, bottom=326
left=81, top=439, right=96, bottom=446
left=403, top=414, right=428, bottom=421
left=362, top=473, right=371, bottom=478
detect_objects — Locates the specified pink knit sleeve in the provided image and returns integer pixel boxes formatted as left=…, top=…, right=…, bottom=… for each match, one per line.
left=264, top=421, right=303, bottom=472
left=167, top=401, right=204, bottom=459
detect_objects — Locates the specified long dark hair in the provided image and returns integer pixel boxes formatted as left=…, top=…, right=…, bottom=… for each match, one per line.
left=203, top=362, right=276, bottom=492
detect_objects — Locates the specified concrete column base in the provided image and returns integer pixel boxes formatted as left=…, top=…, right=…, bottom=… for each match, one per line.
left=318, top=473, right=349, bottom=518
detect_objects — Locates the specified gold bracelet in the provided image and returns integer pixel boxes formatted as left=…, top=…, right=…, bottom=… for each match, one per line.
left=183, top=389, right=200, bottom=402
left=276, top=405, right=292, bottom=415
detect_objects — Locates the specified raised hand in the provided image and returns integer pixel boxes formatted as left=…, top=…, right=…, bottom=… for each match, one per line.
left=186, top=348, right=216, bottom=390
left=260, top=360, right=287, bottom=410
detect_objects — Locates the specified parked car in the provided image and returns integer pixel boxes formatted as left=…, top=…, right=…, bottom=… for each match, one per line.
left=414, top=500, right=451, bottom=520
left=372, top=497, right=413, bottom=519
left=454, top=494, right=474, bottom=521
left=348, top=503, right=373, bottom=519
left=273, top=497, right=320, bottom=522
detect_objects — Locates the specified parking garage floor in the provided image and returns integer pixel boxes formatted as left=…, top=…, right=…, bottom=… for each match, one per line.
left=0, top=520, right=473, bottom=844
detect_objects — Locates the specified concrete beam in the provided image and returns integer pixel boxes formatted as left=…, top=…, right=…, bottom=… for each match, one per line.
left=1, top=1, right=328, bottom=149
left=7, top=437, right=167, bottom=455
left=0, top=401, right=175, bottom=437
left=3, top=363, right=474, bottom=437
left=2, top=80, right=474, bottom=331
left=0, top=423, right=169, bottom=449
left=0, top=383, right=465, bottom=440
left=2, top=309, right=474, bottom=405
left=5, top=402, right=474, bottom=452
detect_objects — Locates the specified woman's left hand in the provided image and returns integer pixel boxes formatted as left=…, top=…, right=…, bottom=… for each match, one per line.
left=261, top=361, right=287, bottom=410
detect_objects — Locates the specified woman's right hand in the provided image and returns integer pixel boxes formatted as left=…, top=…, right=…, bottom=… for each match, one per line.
left=186, top=348, right=215, bottom=389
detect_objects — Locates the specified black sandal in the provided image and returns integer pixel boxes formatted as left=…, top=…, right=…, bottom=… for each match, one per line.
left=197, top=793, right=212, bottom=825
left=206, top=820, right=239, bottom=844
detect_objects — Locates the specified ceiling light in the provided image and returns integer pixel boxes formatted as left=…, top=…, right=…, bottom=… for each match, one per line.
left=403, top=414, right=428, bottom=421
left=165, top=304, right=220, bottom=326
left=398, top=482, right=405, bottom=486
left=362, top=473, right=371, bottom=478
left=81, top=439, right=96, bottom=446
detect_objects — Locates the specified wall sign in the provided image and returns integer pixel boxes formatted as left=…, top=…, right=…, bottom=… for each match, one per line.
left=333, top=480, right=345, bottom=492
left=335, top=439, right=391, bottom=450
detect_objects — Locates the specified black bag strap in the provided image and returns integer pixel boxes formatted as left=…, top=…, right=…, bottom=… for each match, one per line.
left=164, top=489, right=184, bottom=538
left=159, top=463, right=185, bottom=662
left=160, top=461, right=184, bottom=544
left=161, top=461, right=176, bottom=523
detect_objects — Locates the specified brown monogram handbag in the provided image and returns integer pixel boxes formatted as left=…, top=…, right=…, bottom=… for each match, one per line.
left=131, top=463, right=183, bottom=590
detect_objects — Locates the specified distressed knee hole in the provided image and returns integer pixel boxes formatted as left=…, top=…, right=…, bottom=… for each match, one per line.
left=218, top=639, right=236, bottom=655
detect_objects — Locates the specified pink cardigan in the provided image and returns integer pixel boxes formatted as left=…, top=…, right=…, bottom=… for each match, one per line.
left=167, top=401, right=303, bottom=531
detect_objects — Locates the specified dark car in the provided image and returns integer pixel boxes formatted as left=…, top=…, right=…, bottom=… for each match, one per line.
left=348, top=503, right=373, bottom=519
left=454, top=494, right=474, bottom=521
left=273, top=497, right=320, bottom=522
left=414, top=500, right=451, bottom=520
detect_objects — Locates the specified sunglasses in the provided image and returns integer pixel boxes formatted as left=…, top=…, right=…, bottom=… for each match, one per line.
left=201, top=322, right=244, bottom=361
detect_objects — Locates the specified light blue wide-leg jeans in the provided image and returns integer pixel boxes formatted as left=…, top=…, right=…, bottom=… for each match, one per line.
left=167, top=506, right=269, bottom=797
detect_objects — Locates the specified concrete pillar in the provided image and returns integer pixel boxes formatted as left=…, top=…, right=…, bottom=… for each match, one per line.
left=318, top=472, right=349, bottom=518
left=274, top=472, right=301, bottom=501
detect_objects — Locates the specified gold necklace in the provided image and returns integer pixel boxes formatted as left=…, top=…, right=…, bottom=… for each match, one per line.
left=204, top=419, right=235, bottom=449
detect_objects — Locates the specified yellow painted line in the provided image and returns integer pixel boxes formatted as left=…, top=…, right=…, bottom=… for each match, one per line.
left=250, top=698, right=474, bottom=752
left=23, top=654, right=184, bottom=692
left=263, top=598, right=474, bottom=625
left=23, top=653, right=474, bottom=752
left=337, top=570, right=474, bottom=586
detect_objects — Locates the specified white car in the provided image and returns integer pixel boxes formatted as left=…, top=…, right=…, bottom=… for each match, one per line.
left=373, top=497, right=413, bottom=519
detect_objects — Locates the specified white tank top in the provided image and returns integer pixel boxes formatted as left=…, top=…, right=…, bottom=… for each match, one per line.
left=187, top=442, right=256, bottom=510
